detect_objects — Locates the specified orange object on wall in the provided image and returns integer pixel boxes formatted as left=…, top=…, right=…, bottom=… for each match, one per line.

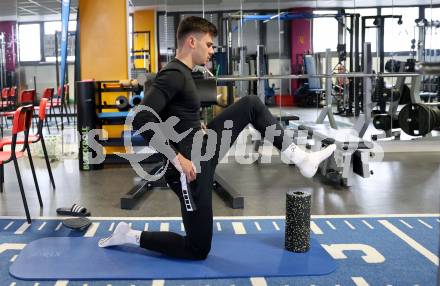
left=79, top=0, right=129, bottom=80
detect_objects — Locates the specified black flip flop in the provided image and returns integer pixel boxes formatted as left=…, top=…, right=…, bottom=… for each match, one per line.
left=62, top=217, right=92, bottom=231
left=56, top=204, right=91, bottom=217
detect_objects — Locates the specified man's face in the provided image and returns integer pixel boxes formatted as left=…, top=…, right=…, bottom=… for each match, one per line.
left=192, top=33, right=214, bottom=66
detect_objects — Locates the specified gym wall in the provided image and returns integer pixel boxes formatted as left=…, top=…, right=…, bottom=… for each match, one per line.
left=0, top=21, right=17, bottom=72
left=18, top=64, right=75, bottom=100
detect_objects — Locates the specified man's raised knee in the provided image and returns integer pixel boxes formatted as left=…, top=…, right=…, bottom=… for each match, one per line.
left=244, top=95, right=264, bottom=108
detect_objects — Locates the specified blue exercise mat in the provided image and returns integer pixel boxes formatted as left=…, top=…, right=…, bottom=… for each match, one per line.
left=10, top=234, right=336, bottom=280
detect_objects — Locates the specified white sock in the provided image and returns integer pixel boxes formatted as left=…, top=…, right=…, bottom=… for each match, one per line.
left=282, top=143, right=337, bottom=178
left=98, top=222, right=141, bottom=248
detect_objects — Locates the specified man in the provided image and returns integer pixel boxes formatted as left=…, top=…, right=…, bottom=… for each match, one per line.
left=98, top=16, right=336, bottom=260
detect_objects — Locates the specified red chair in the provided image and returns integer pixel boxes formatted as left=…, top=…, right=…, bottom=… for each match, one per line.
left=0, top=88, right=11, bottom=135
left=1, top=98, right=56, bottom=190
left=18, top=89, right=38, bottom=130
left=35, top=88, right=54, bottom=132
left=19, top=89, right=36, bottom=105
left=1, top=87, right=10, bottom=108
left=42, top=87, right=55, bottom=101
left=0, top=105, right=43, bottom=224
left=9, top=86, right=17, bottom=107
left=44, top=87, right=57, bottom=129
left=0, top=88, right=14, bottom=132
left=1, top=89, right=36, bottom=133
left=55, top=84, right=71, bottom=125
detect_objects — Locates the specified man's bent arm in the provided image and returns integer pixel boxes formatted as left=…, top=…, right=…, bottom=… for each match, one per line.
left=132, top=69, right=184, bottom=158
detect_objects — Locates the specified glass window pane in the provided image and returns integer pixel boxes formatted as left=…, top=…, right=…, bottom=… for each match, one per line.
left=44, top=21, right=60, bottom=34
left=44, top=34, right=76, bottom=62
left=242, top=18, right=259, bottom=55
left=425, top=7, right=440, bottom=21
left=313, top=10, right=338, bottom=53
left=44, top=21, right=77, bottom=34
left=382, top=7, right=419, bottom=52
left=266, top=18, right=285, bottom=55
left=43, top=21, right=76, bottom=62
left=206, top=13, right=219, bottom=47
left=158, top=14, right=176, bottom=64
left=345, top=8, right=377, bottom=16
left=425, top=7, right=440, bottom=50
left=345, top=8, right=378, bottom=52
left=19, top=23, right=41, bottom=62
left=68, top=21, right=77, bottom=32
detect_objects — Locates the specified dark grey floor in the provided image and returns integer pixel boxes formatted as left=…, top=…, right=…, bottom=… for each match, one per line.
left=1, top=149, right=439, bottom=218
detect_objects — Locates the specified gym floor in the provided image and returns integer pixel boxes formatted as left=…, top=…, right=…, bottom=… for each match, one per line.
left=1, top=107, right=439, bottom=219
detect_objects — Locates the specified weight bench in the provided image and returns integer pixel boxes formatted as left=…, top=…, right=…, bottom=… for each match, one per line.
left=121, top=78, right=245, bottom=210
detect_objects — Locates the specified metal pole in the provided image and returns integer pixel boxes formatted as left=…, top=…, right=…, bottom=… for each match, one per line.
left=349, top=16, right=354, bottom=73
left=412, top=15, right=426, bottom=103
left=354, top=14, right=360, bottom=116
left=358, top=17, right=366, bottom=116
left=317, top=49, right=337, bottom=128
left=257, top=45, right=265, bottom=103
left=378, top=17, right=386, bottom=113
left=0, top=33, right=4, bottom=89
left=378, top=17, right=385, bottom=73
left=55, top=32, right=60, bottom=89
left=347, top=15, right=355, bottom=115
left=216, top=72, right=421, bottom=82
left=226, top=18, right=234, bottom=106
left=355, top=42, right=372, bottom=138
left=337, top=13, right=345, bottom=51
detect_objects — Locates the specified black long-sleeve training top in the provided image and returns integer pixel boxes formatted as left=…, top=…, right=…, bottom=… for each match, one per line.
left=132, top=59, right=202, bottom=160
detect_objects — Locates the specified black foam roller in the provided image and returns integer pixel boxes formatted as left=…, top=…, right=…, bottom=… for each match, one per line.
left=285, top=190, right=311, bottom=252
left=76, top=80, right=102, bottom=171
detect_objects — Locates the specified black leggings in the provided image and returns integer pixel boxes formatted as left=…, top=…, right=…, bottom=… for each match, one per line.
left=139, top=96, right=291, bottom=260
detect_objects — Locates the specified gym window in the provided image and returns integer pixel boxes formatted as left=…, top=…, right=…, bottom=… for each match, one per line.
left=425, top=7, right=440, bottom=49
left=18, top=20, right=77, bottom=64
left=345, top=8, right=378, bottom=53
left=382, top=7, right=419, bottom=53
left=158, top=13, right=176, bottom=61
left=18, top=23, right=41, bottom=62
left=43, top=21, right=77, bottom=62
left=312, top=10, right=339, bottom=53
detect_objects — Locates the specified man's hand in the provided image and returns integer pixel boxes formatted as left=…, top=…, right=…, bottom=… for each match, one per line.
left=173, top=153, right=197, bottom=182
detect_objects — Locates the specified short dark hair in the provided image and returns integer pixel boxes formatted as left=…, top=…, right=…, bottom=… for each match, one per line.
left=176, top=16, right=217, bottom=47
